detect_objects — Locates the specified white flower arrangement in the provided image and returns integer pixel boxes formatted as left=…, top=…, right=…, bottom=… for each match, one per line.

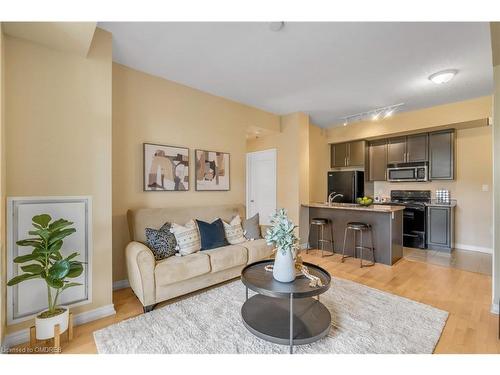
left=265, top=208, right=299, bottom=255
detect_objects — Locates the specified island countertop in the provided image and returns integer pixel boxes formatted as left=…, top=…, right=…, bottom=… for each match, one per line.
left=303, top=202, right=405, bottom=213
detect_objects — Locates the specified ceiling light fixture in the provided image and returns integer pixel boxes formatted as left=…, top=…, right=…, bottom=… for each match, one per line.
left=269, top=22, right=285, bottom=32
left=428, top=69, right=458, bottom=84
left=341, top=103, right=404, bottom=126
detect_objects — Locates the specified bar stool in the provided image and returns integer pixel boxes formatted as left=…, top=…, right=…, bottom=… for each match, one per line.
left=341, top=222, right=375, bottom=268
left=307, top=218, right=334, bottom=257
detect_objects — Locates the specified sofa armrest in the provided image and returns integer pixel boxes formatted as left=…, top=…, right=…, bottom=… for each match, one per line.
left=125, top=241, right=156, bottom=306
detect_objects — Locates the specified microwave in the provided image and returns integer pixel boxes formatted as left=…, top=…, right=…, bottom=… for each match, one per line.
left=387, top=162, right=429, bottom=182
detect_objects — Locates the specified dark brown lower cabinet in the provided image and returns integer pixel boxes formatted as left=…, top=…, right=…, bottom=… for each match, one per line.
left=427, top=205, right=455, bottom=252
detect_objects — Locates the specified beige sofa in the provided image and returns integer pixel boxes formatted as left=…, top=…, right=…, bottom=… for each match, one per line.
left=126, top=204, right=273, bottom=312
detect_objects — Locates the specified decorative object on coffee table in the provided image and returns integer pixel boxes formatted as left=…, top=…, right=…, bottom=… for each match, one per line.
left=195, top=149, right=230, bottom=191
left=265, top=209, right=298, bottom=283
left=241, top=259, right=331, bottom=354
left=144, top=143, right=189, bottom=191
left=7, top=214, right=84, bottom=340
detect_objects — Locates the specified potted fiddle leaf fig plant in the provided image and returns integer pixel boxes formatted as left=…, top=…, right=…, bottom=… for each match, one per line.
left=7, top=214, right=84, bottom=339
left=265, top=209, right=299, bottom=283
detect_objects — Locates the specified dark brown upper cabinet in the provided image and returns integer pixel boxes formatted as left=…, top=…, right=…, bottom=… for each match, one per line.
left=368, top=139, right=387, bottom=181
left=387, top=137, right=407, bottom=164
left=331, top=140, right=365, bottom=168
left=429, top=130, right=455, bottom=180
left=387, top=134, right=428, bottom=164
left=406, top=134, right=428, bottom=162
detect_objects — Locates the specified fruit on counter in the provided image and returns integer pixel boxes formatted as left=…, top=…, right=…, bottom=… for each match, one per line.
left=356, top=196, right=373, bottom=206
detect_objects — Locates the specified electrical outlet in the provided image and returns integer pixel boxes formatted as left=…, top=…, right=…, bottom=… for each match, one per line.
left=482, top=184, right=489, bottom=192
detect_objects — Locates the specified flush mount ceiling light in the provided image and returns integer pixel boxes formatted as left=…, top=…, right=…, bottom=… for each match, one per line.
left=428, top=69, right=458, bottom=84
left=269, top=22, right=285, bottom=32
left=342, top=103, right=404, bottom=126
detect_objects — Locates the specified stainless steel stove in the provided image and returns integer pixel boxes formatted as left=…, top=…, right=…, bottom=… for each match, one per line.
left=390, top=190, right=431, bottom=249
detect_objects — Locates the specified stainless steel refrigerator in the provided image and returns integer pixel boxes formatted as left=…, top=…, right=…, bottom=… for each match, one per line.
left=327, top=171, right=365, bottom=203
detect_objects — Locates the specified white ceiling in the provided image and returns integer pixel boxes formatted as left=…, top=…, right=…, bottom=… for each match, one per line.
left=99, top=22, right=493, bottom=127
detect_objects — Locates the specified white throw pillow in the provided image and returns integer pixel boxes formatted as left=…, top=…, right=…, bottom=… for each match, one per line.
left=223, top=215, right=246, bottom=245
left=170, top=220, right=201, bottom=255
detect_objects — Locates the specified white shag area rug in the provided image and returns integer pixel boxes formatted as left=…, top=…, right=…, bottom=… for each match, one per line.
left=94, top=278, right=448, bottom=354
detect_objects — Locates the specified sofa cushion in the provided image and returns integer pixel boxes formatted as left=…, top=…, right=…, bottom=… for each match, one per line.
left=196, top=218, right=228, bottom=250
left=241, top=239, right=274, bottom=264
left=170, top=220, right=201, bottom=255
left=243, top=213, right=262, bottom=240
left=145, top=223, right=177, bottom=261
left=154, top=252, right=210, bottom=286
left=202, top=245, right=247, bottom=273
left=222, top=215, right=246, bottom=245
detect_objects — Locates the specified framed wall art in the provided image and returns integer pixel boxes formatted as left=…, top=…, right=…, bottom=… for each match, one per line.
left=195, top=149, right=230, bottom=191
left=143, top=143, right=189, bottom=191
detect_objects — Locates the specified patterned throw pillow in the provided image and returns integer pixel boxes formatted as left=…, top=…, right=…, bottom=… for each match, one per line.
left=145, top=223, right=178, bottom=261
left=223, top=215, right=246, bottom=245
left=170, top=220, right=201, bottom=256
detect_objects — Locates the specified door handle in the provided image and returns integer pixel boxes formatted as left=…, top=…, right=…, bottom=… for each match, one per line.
left=250, top=200, right=254, bottom=203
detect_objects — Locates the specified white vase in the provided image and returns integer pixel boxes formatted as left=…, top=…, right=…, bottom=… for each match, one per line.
left=35, top=307, right=69, bottom=340
left=273, top=248, right=296, bottom=283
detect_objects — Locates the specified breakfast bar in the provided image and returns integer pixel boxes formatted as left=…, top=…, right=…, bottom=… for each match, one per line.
left=302, top=203, right=405, bottom=266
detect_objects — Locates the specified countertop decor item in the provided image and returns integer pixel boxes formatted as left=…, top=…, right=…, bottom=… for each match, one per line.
left=356, top=196, right=374, bottom=206
left=265, top=209, right=298, bottom=283
left=7, top=214, right=84, bottom=339
left=241, top=260, right=331, bottom=353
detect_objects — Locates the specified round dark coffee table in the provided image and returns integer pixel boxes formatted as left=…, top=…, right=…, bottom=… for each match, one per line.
left=240, top=259, right=332, bottom=354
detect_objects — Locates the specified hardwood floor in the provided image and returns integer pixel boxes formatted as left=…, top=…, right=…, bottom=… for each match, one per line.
left=11, top=251, right=500, bottom=354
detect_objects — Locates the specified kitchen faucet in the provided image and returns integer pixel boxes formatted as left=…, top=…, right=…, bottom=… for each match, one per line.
left=328, top=192, right=344, bottom=206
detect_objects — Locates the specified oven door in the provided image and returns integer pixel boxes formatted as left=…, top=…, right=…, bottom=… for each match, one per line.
left=403, top=206, right=426, bottom=249
left=387, top=167, right=417, bottom=182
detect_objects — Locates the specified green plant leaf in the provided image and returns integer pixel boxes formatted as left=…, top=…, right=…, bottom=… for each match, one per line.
left=50, top=252, right=63, bottom=261
left=7, top=273, right=40, bottom=286
left=16, top=239, right=42, bottom=248
left=49, top=259, right=70, bottom=279
left=13, top=253, right=42, bottom=263
left=28, top=229, right=50, bottom=241
left=48, top=240, right=63, bottom=253
left=20, top=264, right=43, bottom=274
left=45, top=276, right=64, bottom=289
left=48, top=218, right=73, bottom=232
left=61, top=282, right=82, bottom=291
left=66, top=261, right=83, bottom=278
left=48, top=228, right=76, bottom=246
left=32, top=214, right=52, bottom=228
left=65, top=252, right=79, bottom=262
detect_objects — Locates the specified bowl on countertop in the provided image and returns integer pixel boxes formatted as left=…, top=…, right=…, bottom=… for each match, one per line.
left=356, top=197, right=374, bottom=207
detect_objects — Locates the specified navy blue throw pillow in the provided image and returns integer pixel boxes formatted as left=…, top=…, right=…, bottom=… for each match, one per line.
left=196, top=218, right=228, bottom=250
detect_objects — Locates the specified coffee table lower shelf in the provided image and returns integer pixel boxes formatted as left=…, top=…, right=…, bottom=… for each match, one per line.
left=241, top=294, right=331, bottom=351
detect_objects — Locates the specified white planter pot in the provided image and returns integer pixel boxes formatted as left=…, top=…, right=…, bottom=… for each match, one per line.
left=273, top=248, right=296, bottom=283
left=35, top=307, right=69, bottom=340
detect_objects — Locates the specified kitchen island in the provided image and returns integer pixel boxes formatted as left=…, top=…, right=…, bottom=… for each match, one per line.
left=302, top=203, right=405, bottom=266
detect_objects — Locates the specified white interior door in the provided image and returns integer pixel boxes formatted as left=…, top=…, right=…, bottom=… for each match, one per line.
left=246, top=149, right=277, bottom=225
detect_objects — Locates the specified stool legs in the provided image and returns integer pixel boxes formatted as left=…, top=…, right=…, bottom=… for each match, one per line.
left=341, top=227, right=349, bottom=262
left=341, top=226, right=375, bottom=268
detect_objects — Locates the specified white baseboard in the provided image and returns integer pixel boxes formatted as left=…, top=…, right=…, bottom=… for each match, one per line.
left=113, top=279, right=130, bottom=290
left=3, top=303, right=115, bottom=349
left=454, top=243, right=492, bottom=254
left=492, top=302, right=499, bottom=315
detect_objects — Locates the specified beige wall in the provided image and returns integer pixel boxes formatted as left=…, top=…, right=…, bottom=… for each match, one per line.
left=4, top=28, right=113, bottom=334
left=246, top=113, right=308, bottom=225
left=374, top=126, right=493, bottom=251
left=112, top=64, right=279, bottom=282
left=308, top=124, right=330, bottom=203
left=493, top=64, right=500, bottom=309
left=0, top=23, right=6, bottom=344
left=326, top=96, right=492, bottom=143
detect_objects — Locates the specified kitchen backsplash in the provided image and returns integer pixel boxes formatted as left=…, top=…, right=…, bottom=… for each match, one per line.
left=373, top=181, right=456, bottom=201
